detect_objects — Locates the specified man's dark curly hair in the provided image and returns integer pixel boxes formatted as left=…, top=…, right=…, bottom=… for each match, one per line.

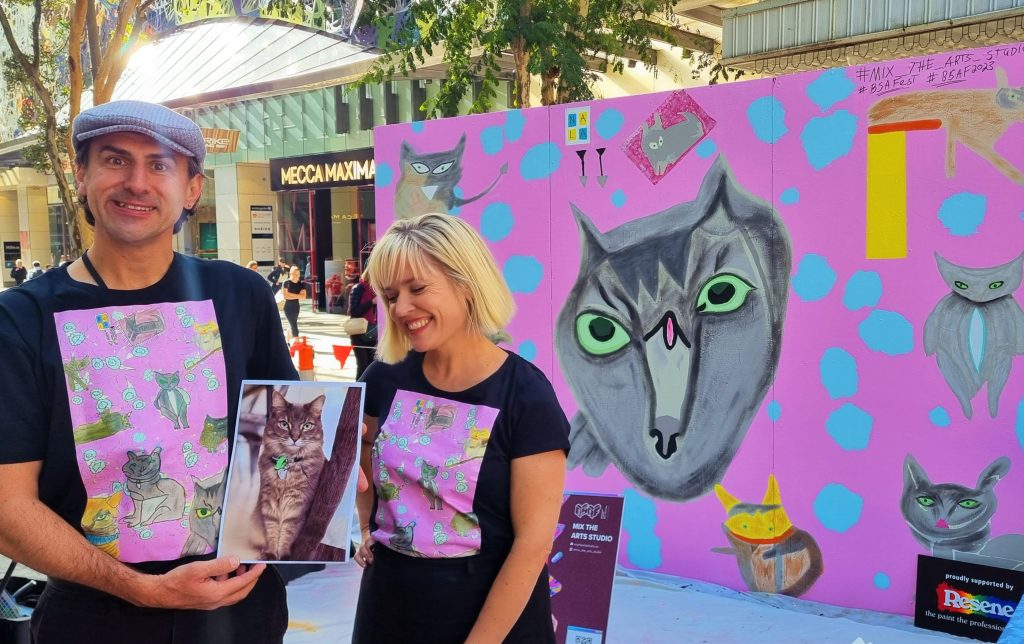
left=76, top=138, right=204, bottom=234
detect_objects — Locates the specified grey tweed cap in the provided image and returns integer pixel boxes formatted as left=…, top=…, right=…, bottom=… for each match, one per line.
left=72, top=100, right=206, bottom=169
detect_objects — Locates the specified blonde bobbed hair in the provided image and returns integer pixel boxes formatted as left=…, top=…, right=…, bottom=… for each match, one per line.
left=365, top=213, right=515, bottom=364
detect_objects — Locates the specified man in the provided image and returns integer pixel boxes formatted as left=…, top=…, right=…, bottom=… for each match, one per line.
left=10, top=258, right=27, bottom=285
left=27, top=260, right=44, bottom=280
left=0, top=101, right=297, bottom=643
left=267, top=257, right=288, bottom=294
left=246, top=260, right=260, bottom=271
left=58, top=254, right=70, bottom=267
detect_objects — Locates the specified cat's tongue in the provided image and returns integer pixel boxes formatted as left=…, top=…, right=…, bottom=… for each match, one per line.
left=936, top=519, right=950, bottom=529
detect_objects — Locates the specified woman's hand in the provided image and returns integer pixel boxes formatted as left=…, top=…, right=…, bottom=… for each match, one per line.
left=354, top=534, right=375, bottom=568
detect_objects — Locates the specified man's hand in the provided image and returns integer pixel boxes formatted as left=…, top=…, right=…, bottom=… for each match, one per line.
left=136, top=556, right=266, bottom=610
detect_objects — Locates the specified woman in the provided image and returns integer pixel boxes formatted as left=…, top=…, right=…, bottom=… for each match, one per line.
left=353, top=213, right=569, bottom=643
left=281, top=265, right=306, bottom=341
left=347, top=271, right=378, bottom=379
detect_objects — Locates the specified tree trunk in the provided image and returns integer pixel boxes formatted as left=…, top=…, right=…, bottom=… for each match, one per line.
left=510, top=0, right=531, bottom=108
left=541, top=68, right=558, bottom=106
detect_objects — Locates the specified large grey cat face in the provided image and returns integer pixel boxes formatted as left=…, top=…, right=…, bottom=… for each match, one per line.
left=188, top=472, right=225, bottom=545
left=900, top=454, right=1009, bottom=552
left=555, top=157, right=791, bottom=501
left=399, top=134, right=465, bottom=203
left=935, top=252, right=1024, bottom=304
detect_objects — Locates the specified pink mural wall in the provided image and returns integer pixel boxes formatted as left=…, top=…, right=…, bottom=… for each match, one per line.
left=372, top=41, right=1024, bottom=614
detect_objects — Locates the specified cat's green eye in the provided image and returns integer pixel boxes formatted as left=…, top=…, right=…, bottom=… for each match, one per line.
left=410, top=162, right=430, bottom=174
left=989, top=281, right=1004, bottom=290
left=96, top=511, right=109, bottom=521
left=196, top=508, right=212, bottom=518
left=696, top=273, right=755, bottom=314
left=916, top=496, right=936, bottom=508
left=432, top=161, right=454, bottom=174
left=576, top=313, right=630, bottom=356
left=958, top=499, right=980, bottom=509
left=954, top=281, right=969, bottom=290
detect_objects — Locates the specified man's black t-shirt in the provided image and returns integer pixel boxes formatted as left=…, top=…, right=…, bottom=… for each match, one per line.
left=0, top=255, right=297, bottom=573
left=360, top=350, right=570, bottom=559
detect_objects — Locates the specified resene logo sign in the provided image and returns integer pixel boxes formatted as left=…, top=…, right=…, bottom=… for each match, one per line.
left=938, top=582, right=1017, bottom=622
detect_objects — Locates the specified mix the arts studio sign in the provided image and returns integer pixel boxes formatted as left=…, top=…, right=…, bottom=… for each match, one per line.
left=916, top=555, right=1024, bottom=641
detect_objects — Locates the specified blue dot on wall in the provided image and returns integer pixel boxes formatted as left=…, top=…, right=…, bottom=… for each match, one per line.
left=375, top=161, right=394, bottom=188
left=814, top=483, right=863, bottom=533
left=410, top=120, right=425, bottom=133
left=780, top=187, right=800, bottom=205
left=480, top=125, right=505, bottom=155
left=767, top=400, right=782, bottom=421
left=611, top=189, right=627, bottom=208
left=518, top=340, right=538, bottom=362
left=596, top=109, right=624, bottom=140
left=1016, top=397, right=1024, bottom=450
left=480, top=202, right=514, bottom=242
left=820, top=347, right=858, bottom=399
left=801, top=110, right=858, bottom=170
left=503, top=256, right=544, bottom=293
left=747, top=96, right=788, bottom=144
left=874, top=572, right=891, bottom=590
left=843, top=271, right=883, bottom=311
left=695, top=139, right=718, bottom=158
left=930, top=406, right=952, bottom=428
left=859, top=309, right=914, bottom=355
left=520, top=143, right=561, bottom=180
left=806, top=68, right=855, bottom=112
left=826, top=403, right=873, bottom=451
left=938, top=192, right=987, bottom=237
left=791, top=254, right=837, bottom=302
left=623, top=489, right=663, bottom=569
left=504, top=110, right=526, bottom=142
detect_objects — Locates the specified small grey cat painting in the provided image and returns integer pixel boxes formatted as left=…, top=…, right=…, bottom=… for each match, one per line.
left=923, top=251, right=1024, bottom=419
left=393, top=134, right=508, bottom=219
left=555, top=156, right=791, bottom=501
left=180, top=470, right=226, bottom=557
left=642, top=112, right=705, bottom=176
left=901, top=454, right=1024, bottom=570
left=122, top=447, right=186, bottom=528
left=153, top=370, right=191, bottom=430
left=254, top=391, right=327, bottom=560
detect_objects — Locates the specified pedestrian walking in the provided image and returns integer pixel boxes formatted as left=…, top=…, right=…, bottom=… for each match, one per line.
left=347, top=271, right=378, bottom=379
left=27, top=261, right=44, bottom=280
left=282, top=265, right=307, bottom=341
left=267, top=257, right=288, bottom=294
left=0, top=100, right=298, bottom=644
left=10, top=259, right=27, bottom=285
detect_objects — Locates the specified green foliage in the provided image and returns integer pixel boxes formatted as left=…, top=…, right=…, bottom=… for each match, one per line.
left=359, top=0, right=678, bottom=116
left=691, top=50, right=745, bottom=85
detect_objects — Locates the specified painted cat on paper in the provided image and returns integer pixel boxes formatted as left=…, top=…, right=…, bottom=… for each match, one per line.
left=714, top=475, right=823, bottom=597
left=923, top=251, right=1024, bottom=419
left=901, top=454, right=1024, bottom=570
left=254, top=391, right=326, bottom=560
left=556, top=156, right=791, bottom=501
left=393, top=134, right=508, bottom=219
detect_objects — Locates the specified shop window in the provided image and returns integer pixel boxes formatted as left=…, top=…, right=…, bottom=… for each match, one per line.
left=412, top=81, right=427, bottom=121
left=385, top=82, right=399, bottom=125
left=335, top=86, right=351, bottom=134
left=358, top=84, right=374, bottom=131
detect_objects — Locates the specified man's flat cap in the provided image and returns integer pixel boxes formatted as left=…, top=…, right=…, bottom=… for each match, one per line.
left=72, top=100, right=205, bottom=169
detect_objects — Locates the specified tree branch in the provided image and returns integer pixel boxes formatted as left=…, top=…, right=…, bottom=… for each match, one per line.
left=31, top=0, right=42, bottom=68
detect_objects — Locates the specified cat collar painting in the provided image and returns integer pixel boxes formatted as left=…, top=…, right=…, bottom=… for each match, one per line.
left=218, top=381, right=365, bottom=563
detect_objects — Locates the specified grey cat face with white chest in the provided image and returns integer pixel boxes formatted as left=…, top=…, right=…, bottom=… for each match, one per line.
left=900, top=453, right=1010, bottom=555
left=936, top=252, right=1023, bottom=304
left=556, top=157, right=791, bottom=501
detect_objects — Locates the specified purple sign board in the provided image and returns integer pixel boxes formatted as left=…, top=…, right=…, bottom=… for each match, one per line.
left=550, top=493, right=624, bottom=644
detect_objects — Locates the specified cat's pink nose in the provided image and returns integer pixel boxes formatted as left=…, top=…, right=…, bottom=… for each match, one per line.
left=936, top=519, right=949, bottom=529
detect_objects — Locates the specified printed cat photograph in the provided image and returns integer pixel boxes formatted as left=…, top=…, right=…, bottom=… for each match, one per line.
left=218, top=382, right=365, bottom=563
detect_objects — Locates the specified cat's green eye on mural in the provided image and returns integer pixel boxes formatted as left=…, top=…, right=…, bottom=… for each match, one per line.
left=433, top=161, right=454, bottom=174
left=954, top=280, right=969, bottom=290
left=989, top=281, right=1004, bottom=290
left=410, top=162, right=430, bottom=174
left=576, top=313, right=630, bottom=356
left=696, top=273, right=755, bottom=314
left=916, top=496, right=936, bottom=508
left=196, top=507, right=212, bottom=518
left=958, top=499, right=980, bottom=509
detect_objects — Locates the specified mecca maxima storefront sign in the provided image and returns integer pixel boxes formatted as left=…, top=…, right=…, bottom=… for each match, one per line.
left=270, top=149, right=376, bottom=191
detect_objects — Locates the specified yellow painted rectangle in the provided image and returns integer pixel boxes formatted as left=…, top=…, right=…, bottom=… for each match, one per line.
left=866, top=132, right=907, bottom=259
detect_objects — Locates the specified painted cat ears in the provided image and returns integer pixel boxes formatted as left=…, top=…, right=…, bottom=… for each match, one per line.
left=714, top=474, right=783, bottom=511
left=904, top=453, right=1011, bottom=491
left=400, top=133, right=466, bottom=159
